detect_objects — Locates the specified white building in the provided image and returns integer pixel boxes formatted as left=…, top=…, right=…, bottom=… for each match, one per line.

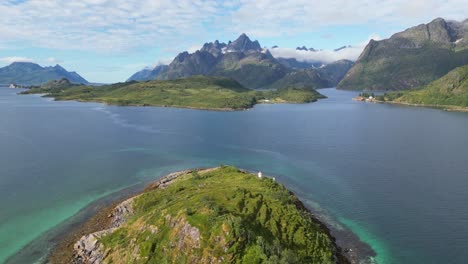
left=258, top=171, right=263, bottom=178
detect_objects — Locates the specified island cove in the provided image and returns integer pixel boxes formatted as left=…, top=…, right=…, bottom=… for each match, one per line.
left=48, top=166, right=373, bottom=264
left=21, top=76, right=326, bottom=111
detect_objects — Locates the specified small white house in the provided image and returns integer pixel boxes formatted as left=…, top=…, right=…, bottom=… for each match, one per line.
left=258, top=171, right=263, bottom=178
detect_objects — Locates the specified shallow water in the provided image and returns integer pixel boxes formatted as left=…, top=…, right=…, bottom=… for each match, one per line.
left=1, top=87, right=468, bottom=263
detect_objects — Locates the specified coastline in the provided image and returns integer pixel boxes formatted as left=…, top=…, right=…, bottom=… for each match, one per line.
left=20, top=89, right=325, bottom=112
left=376, top=100, right=468, bottom=113
left=23, top=94, right=248, bottom=112
left=47, top=167, right=374, bottom=264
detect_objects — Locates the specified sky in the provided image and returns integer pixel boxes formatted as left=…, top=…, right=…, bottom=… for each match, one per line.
left=0, top=0, right=467, bottom=83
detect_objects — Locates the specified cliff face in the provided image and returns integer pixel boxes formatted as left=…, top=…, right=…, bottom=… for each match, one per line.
left=338, top=18, right=468, bottom=91
left=72, top=167, right=348, bottom=264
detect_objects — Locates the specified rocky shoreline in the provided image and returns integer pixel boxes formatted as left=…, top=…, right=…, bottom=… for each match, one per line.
left=49, top=168, right=373, bottom=264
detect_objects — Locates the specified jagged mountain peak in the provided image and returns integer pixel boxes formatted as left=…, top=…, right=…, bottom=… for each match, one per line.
left=174, top=51, right=190, bottom=62
left=200, top=40, right=227, bottom=56
left=334, top=45, right=352, bottom=52
left=391, top=17, right=468, bottom=45
left=227, top=33, right=261, bottom=52
left=295, top=46, right=317, bottom=52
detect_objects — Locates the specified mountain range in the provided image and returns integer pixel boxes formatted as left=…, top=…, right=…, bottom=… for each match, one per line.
left=5, top=17, right=467, bottom=95
left=0, top=62, right=88, bottom=86
left=338, top=18, right=468, bottom=91
left=128, top=34, right=354, bottom=89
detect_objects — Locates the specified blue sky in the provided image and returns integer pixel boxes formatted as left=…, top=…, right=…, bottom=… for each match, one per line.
left=0, top=0, right=467, bottom=83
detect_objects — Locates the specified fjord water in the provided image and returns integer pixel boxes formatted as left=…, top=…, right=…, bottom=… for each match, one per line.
left=1, top=87, right=468, bottom=264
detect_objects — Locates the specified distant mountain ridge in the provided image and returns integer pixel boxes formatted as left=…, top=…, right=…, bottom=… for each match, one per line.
left=129, top=34, right=353, bottom=89
left=127, top=65, right=168, bottom=82
left=0, top=62, right=88, bottom=86
left=338, top=18, right=468, bottom=91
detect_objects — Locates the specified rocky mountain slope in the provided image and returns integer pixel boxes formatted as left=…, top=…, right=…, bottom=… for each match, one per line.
left=0, top=62, right=88, bottom=86
left=156, top=34, right=288, bottom=89
left=71, top=166, right=348, bottom=264
left=127, top=65, right=169, bottom=82
left=128, top=34, right=353, bottom=89
left=338, top=18, right=468, bottom=91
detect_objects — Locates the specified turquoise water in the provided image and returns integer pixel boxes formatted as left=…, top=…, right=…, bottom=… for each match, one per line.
left=1, top=87, right=468, bottom=263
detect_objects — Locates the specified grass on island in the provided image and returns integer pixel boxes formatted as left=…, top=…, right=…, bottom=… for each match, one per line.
left=98, top=166, right=338, bottom=264
left=22, top=76, right=325, bottom=110
left=375, top=65, right=468, bottom=109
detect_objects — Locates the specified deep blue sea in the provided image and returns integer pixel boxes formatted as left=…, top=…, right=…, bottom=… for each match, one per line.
left=1, top=87, right=468, bottom=263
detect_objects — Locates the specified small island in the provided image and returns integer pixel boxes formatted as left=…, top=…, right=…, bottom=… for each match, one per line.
left=21, top=76, right=326, bottom=111
left=50, top=166, right=349, bottom=264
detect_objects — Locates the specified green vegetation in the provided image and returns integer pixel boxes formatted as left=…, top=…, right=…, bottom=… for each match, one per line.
left=260, top=87, right=326, bottom=103
left=339, top=44, right=468, bottom=91
left=338, top=18, right=468, bottom=91
left=99, top=166, right=340, bottom=263
left=376, top=65, right=468, bottom=109
left=22, top=76, right=325, bottom=110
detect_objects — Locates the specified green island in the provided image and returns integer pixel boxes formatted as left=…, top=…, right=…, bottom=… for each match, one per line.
left=375, top=65, right=468, bottom=111
left=22, top=76, right=325, bottom=110
left=68, top=166, right=348, bottom=264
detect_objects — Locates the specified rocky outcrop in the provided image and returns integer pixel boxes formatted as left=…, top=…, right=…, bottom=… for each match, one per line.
left=73, top=195, right=138, bottom=264
left=72, top=169, right=194, bottom=264
left=73, top=228, right=115, bottom=264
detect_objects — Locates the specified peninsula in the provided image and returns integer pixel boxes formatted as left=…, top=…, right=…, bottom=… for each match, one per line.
left=22, top=76, right=326, bottom=111
left=51, top=166, right=349, bottom=264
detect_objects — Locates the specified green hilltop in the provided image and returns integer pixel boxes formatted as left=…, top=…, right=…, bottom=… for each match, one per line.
left=377, top=65, right=468, bottom=109
left=22, top=75, right=325, bottom=110
left=91, top=166, right=346, bottom=263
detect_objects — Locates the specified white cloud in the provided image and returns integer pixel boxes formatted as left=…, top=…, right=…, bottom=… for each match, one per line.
left=0, top=0, right=466, bottom=54
left=155, top=58, right=173, bottom=66
left=0, top=0, right=224, bottom=52
left=226, top=0, right=468, bottom=37
left=46, top=57, right=63, bottom=64
left=0, top=56, right=34, bottom=64
left=270, top=34, right=382, bottom=63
